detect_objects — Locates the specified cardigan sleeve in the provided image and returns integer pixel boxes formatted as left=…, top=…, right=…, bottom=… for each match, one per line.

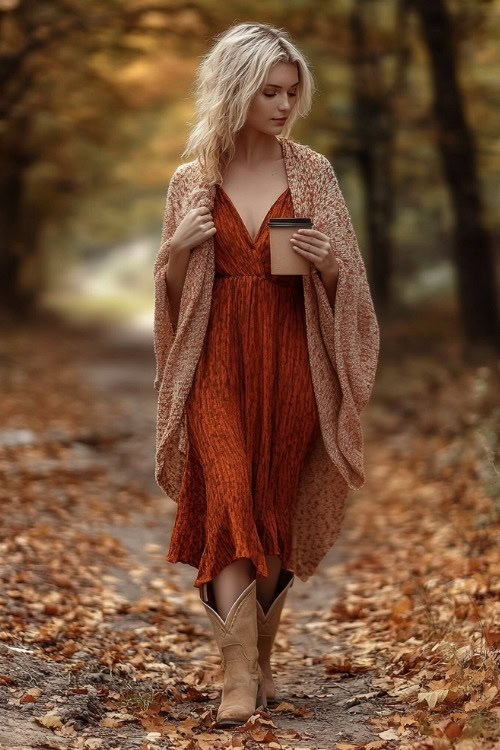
left=312, top=155, right=380, bottom=416
left=153, top=168, right=182, bottom=391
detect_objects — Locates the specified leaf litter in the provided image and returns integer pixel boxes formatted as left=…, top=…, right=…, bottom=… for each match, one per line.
left=0, top=315, right=499, bottom=749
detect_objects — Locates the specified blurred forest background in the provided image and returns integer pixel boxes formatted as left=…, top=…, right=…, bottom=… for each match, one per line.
left=2, top=2, right=500, bottom=748
left=1, top=0, right=499, bottom=351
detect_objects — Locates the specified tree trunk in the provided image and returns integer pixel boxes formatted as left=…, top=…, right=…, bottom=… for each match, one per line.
left=350, top=2, right=396, bottom=318
left=0, top=164, right=39, bottom=318
left=407, top=0, right=500, bottom=352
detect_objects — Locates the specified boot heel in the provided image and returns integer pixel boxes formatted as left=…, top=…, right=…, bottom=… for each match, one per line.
left=256, top=665, right=267, bottom=709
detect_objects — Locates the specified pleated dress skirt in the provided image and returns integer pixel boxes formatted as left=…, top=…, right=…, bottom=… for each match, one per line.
left=166, top=184, right=321, bottom=588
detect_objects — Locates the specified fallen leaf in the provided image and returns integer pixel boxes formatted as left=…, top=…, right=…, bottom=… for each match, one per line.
left=34, top=714, right=63, bottom=729
left=418, top=688, right=449, bottom=709
left=378, top=729, right=399, bottom=740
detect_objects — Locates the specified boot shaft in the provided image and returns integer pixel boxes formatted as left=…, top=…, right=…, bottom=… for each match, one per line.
left=201, top=579, right=260, bottom=668
left=199, top=578, right=266, bottom=725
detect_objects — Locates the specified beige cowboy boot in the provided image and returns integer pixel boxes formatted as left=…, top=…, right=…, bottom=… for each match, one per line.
left=255, top=569, right=295, bottom=703
left=200, top=578, right=267, bottom=727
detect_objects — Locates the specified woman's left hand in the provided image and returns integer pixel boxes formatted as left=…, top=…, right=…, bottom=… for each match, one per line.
left=290, top=228, right=340, bottom=277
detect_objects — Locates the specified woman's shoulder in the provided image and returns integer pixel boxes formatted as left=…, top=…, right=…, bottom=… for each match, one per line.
left=169, top=160, right=199, bottom=188
left=282, top=137, right=331, bottom=172
left=164, top=158, right=201, bottom=195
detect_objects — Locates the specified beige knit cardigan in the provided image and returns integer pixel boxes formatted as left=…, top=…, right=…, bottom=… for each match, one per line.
left=153, top=135, right=380, bottom=582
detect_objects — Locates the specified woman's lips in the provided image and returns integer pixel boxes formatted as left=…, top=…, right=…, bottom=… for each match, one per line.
left=273, top=118, right=287, bottom=123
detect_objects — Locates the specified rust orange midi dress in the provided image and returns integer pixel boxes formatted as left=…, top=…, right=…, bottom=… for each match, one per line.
left=166, top=184, right=321, bottom=588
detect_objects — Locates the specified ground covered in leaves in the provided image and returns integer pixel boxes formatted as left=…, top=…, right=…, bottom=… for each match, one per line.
left=0, top=311, right=499, bottom=750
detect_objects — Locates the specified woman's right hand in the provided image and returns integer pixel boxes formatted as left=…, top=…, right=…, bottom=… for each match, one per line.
left=170, top=206, right=216, bottom=255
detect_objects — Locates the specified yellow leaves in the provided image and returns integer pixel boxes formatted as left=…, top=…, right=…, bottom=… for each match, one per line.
left=410, top=674, right=487, bottom=714
left=34, top=713, right=63, bottom=729
left=418, top=688, right=450, bottom=709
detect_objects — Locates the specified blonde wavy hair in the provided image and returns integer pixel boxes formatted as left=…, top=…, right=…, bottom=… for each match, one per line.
left=181, top=22, right=316, bottom=186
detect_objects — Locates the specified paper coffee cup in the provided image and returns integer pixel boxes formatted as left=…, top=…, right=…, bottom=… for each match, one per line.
left=268, top=217, right=313, bottom=275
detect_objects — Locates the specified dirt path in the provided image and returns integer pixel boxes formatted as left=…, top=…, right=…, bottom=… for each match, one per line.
left=0, top=319, right=401, bottom=750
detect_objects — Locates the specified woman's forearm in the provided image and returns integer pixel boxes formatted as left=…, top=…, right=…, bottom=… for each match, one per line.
left=165, top=243, right=191, bottom=330
left=319, top=268, right=339, bottom=313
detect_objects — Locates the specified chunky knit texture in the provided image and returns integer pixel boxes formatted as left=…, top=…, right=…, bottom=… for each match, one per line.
left=153, top=135, right=380, bottom=582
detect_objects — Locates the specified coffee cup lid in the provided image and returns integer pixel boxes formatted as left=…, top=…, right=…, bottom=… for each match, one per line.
left=268, top=218, right=313, bottom=227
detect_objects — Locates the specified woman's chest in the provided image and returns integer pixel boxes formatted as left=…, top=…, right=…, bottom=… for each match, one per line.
left=219, top=162, right=290, bottom=241
left=176, top=165, right=316, bottom=232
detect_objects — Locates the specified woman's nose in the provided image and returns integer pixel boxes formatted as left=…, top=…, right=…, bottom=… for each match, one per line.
left=278, top=97, right=292, bottom=113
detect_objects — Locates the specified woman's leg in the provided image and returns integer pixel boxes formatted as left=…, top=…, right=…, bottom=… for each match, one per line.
left=211, top=555, right=283, bottom=619
left=212, top=557, right=255, bottom=620
left=255, top=555, right=282, bottom=614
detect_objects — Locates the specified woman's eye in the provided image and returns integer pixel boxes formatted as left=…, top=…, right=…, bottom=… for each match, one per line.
left=263, top=92, right=297, bottom=98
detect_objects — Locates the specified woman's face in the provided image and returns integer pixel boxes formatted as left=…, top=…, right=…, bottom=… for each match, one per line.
left=245, top=61, right=299, bottom=134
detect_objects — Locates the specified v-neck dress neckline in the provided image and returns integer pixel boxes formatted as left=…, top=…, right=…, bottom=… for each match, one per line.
left=217, top=185, right=290, bottom=245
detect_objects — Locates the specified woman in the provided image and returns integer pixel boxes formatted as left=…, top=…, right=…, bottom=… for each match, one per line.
left=153, top=22, right=380, bottom=727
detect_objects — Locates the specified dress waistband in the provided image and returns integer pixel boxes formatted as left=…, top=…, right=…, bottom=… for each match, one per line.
left=214, top=272, right=302, bottom=289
